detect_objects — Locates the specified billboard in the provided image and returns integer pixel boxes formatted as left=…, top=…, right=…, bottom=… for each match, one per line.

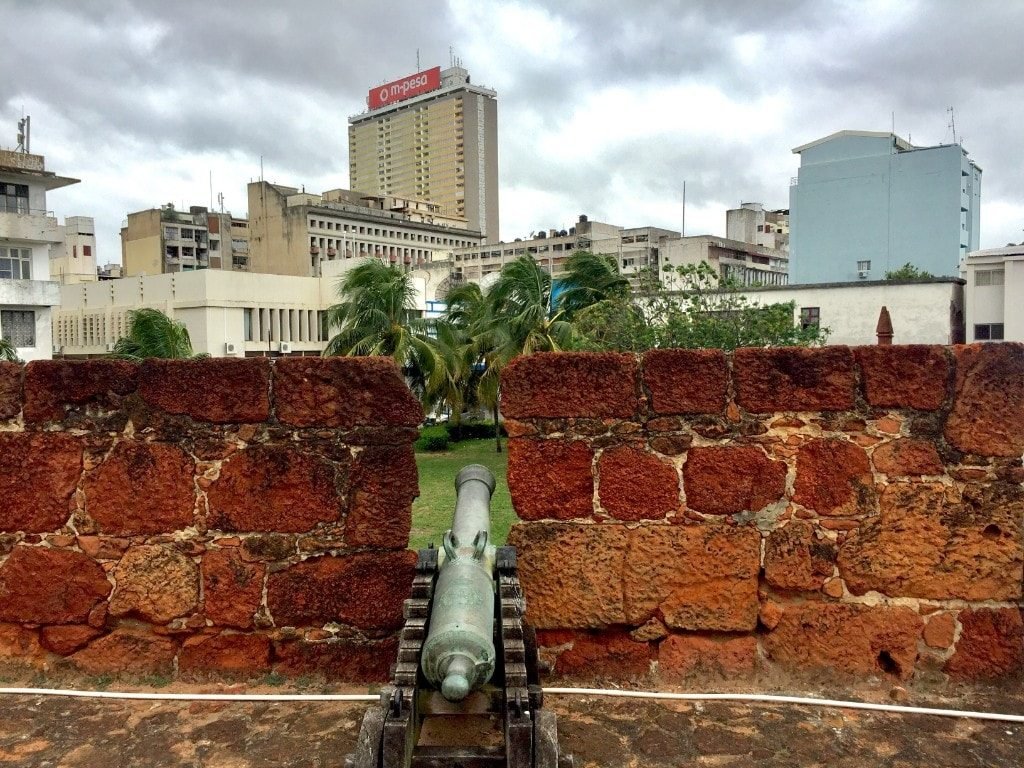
left=368, top=66, right=442, bottom=110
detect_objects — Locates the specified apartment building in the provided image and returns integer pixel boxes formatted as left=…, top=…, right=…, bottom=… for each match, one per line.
left=120, top=205, right=250, bottom=277
left=726, top=202, right=789, bottom=253
left=49, top=215, right=98, bottom=284
left=247, top=181, right=482, bottom=278
left=0, top=148, right=77, bottom=361
left=962, top=244, right=1023, bottom=342
left=349, top=65, right=499, bottom=240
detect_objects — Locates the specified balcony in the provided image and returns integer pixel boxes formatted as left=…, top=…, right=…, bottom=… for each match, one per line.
left=0, top=207, right=60, bottom=244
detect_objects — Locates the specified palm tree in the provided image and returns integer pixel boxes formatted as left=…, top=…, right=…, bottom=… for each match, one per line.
left=0, top=337, right=20, bottom=363
left=556, top=250, right=630, bottom=319
left=486, top=255, right=575, bottom=360
left=110, top=308, right=199, bottom=360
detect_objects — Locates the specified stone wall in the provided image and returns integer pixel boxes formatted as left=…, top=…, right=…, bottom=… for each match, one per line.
left=503, top=345, right=1024, bottom=683
left=0, top=357, right=421, bottom=680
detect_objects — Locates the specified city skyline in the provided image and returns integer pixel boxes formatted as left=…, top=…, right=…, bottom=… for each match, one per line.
left=2, top=0, right=1023, bottom=266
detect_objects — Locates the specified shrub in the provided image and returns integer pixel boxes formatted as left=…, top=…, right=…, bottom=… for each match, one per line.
left=447, top=420, right=507, bottom=442
left=416, top=425, right=450, bottom=452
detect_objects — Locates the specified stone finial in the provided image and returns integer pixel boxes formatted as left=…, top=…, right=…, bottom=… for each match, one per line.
left=876, top=306, right=894, bottom=345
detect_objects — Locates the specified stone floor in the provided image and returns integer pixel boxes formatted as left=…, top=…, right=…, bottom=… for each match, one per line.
left=0, top=679, right=1021, bottom=767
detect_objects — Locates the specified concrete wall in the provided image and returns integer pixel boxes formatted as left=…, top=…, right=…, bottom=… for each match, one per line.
left=0, top=357, right=422, bottom=680
left=501, top=347, right=1024, bottom=684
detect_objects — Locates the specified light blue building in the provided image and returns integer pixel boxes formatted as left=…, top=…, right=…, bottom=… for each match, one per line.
left=789, top=131, right=981, bottom=283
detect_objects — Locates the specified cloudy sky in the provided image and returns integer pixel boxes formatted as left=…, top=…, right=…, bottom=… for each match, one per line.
left=2, top=0, right=1022, bottom=264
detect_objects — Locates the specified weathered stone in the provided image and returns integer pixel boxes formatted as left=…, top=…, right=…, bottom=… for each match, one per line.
left=23, top=359, right=138, bottom=423
left=658, top=634, right=757, bottom=680
left=764, top=604, right=922, bottom=679
left=71, top=628, right=178, bottom=675
left=734, top=346, right=856, bottom=413
left=855, top=346, right=949, bottom=410
left=546, top=630, right=654, bottom=679
left=274, top=357, right=422, bottom=428
left=273, top=637, right=399, bottom=681
left=822, top=577, right=845, bottom=598
left=793, top=439, right=873, bottom=516
left=138, top=358, right=270, bottom=423
left=629, top=617, right=669, bottom=642
left=84, top=441, right=195, bottom=535
left=501, top=352, right=639, bottom=419
left=345, top=444, right=416, bottom=548
left=503, top=418, right=537, bottom=437
left=507, top=439, right=594, bottom=521
left=649, top=434, right=691, bottom=456
left=0, top=433, right=82, bottom=533
left=945, top=343, right=1024, bottom=457
left=838, top=482, right=1023, bottom=601
left=642, top=349, right=728, bottom=415
left=202, top=550, right=264, bottom=629
left=0, top=362, right=23, bottom=420
left=944, top=608, right=1023, bottom=679
left=207, top=445, right=342, bottom=533
left=267, top=551, right=416, bottom=630
left=39, top=625, right=103, bottom=656
left=922, top=613, right=956, bottom=649
left=76, top=535, right=130, bottom=560
left=871, top=438, right=944, bottom=476
left=0, top=547, right=110, bottom=624
left=683, top=446, right=787, bottom=516
left=178, top=632, right=272, bottom=675
left=0, top=623, right=43, bottom=666
left=764, top=521, right=836, bottom=591
left=598, top=445, right=678, bottom=521
left=109, top=545, right=200, bottom=624
left=240, top=534, right=295, bottom=562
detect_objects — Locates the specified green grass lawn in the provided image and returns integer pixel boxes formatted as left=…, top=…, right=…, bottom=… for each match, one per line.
left=410, top=438, right=517, bottom=551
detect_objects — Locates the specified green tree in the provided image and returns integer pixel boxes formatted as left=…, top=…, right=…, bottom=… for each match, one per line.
left=110, top=308, right=201, bottom=360
left=885, top=262, right=934, bottom=279
left=0, top=337, right=20, bottom=363
left=556, top=250, right=631, bottom=319
left=486, top=255, right=575, bottom=359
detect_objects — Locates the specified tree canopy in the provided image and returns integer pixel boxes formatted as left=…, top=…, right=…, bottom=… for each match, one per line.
left=884, top=263, right=934, bottom=279
left=0, top=337, right=19, bottom=363
left=110, top=308, right=201, bottom=360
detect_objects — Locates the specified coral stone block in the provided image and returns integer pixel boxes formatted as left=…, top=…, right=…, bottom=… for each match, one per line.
left=945, top=343, right=1024, bottom=457
left=0, top=547, right=110, bottom=624
left=922, top=613, right=956, bottom=650
left=207, top=445, right=343, bottom=533
left=71, top=628, right=178, bottom=676
left=345, top=444, right=417, bottom=548
left=763, top=604, right=922, bottom=679
left=39, top=625, right=103, bottom=656
left=659, top=634, right=757, bottom=680
left=201, top=550, right=265, bottom=629
left=138, top=358, right=270, bottom=423
left=23, top=359, right=138, bottom=423
left=598, top=445, right=678, bottom=521
left=179, top=632, right=272, bottom=675
left=838, top=482, right=1023, bottom=601
left=109, top=545, right=200, bottom=624
left=764, top=521, right=836, bottom=591
left=273, top=637, right=399, bottom=682
left=642, top=348, right=728, bottom=415
left=0, top=432, right=82, bottom=532
left=683, top=446, right=787, bottom=515
left=84, top=440, right=195, bottom=535
left=501, top=352, right=639, bottom=419
left=507, top=439, right=594, bottom=521
left=793, top=438, right=873, bottom=516
left=854, top=345, right=949, bottom=410
left=548, top=630, right=654, bottom=679
left=944, top=608, right=1024, bottom=679
left=871, top=438, right=943, bottom=476
left=0, top=362, right=23, bottom=420
left=0, top=623, right=44, bottom=666
left=274, top=356, right=422, bottom=428
left=267, top=551, right=416, bottom=630
left=734, top=346, right=856, bottom=413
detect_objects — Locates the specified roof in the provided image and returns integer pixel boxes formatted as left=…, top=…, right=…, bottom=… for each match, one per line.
left=792, top=130, right=915, bottom=154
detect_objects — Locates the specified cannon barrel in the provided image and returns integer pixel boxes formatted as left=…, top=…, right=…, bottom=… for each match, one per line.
left=420, top=464, right=497, bottom=702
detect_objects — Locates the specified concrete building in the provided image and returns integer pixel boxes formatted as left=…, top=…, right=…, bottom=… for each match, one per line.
left=789, top=131, right=981, bottom=283
left=962, top=244, right=1023, bottom=342
left=49, top=216, right=97, bottom=284
left=120, top=205, right=250, bottom=277
left=726, top=202, right=789, bottom=252
left=349, top=65, right=499, bottom=240
left=247, top=181, right=482, bottom=278
left=0, top=148, right=76, bottom=361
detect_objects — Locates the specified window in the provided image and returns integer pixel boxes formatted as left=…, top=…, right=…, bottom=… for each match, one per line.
left=164, top=226, right=178, bottom=240
left=0, top=183, right=29, bottom=213
left=800, top=307, right=821, bottom=330
left=975, top=269, right=1004, bottom=286
left=83, top=245, right=92, bottom=257
left=974, top=323, right=1004, bottom=341
left=0, top=246, right=32, bottom=279
left=856, top=260, right=871, bottom=272
left=244, top=308, right=254, bottom=342
left=1, top=310, right=35, bottom=347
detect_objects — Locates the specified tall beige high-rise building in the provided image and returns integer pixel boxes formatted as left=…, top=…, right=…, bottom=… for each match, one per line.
left=349, top=65, right=499, bottom=241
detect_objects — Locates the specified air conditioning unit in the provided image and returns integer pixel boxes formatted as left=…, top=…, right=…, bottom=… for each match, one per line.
left=225, top=342, right=238, bottom=355
left=279, top=342, right=293, bottom=354
left=858, top=269, right=869, bottom=279
left=104, top=342, right=116, bottom=352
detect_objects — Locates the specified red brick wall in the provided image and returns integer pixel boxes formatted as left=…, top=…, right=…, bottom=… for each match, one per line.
left=0, top=357, right=422, bottom=680
left=503, top=345, right=1024, bottom=683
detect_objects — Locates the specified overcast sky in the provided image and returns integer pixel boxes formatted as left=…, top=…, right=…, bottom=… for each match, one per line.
left=2, top=0, right=1022, bottom=265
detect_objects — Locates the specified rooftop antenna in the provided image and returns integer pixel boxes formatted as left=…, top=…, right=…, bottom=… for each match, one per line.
left=947, top=106, right=958, bottom=144
left=217, top=192, right=224, bottom=213
left=16, top=114, right=29, bottom=153
left=416, top=49, right=420, bottom=70
left=449, top=46, right=454, bottom=67
left=681, top=180, right=687, bottom=237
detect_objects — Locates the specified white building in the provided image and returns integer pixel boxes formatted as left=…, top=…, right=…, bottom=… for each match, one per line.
left=0, top=148, right=78, bottom=361
left=962, top=244, right=1023, bottom=342
left=50, top=215, right=98, bottom=284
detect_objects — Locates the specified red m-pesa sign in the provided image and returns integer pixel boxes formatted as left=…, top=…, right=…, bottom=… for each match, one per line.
left=368, top=67, right=442, bottom=110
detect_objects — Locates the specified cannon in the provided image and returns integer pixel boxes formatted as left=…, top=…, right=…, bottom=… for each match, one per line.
left=345, top=464, right=572, bottom=768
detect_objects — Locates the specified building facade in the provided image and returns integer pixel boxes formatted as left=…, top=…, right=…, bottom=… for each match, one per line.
left=726, top=202, right=789, bottom=253
left=0, top=148, right=76, bottom=361
left=789, top=131, right=981, bottom=283
left=962, top=244, right=1023, bottom=342
left=49, top=215, right=97, bottom=284
left=120, top=205, right=250, bottom=277
left=349, top=66, right=499, bottom=240
left=247, top=181, right=482, bottom=278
